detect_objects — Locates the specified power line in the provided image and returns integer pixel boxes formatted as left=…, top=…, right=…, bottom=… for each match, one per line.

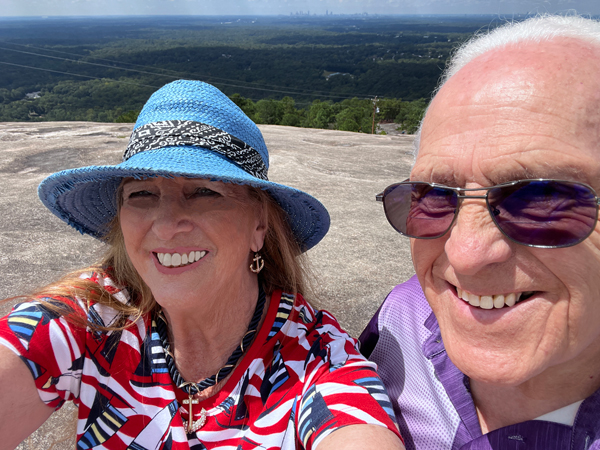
left=0, top=60, right=318, bottom=106
left=0, top=61, right=161, bottom=88
left=0, top=43, right=376, bottom=100
left=6, top=41, right=377, bottom=98
left=0, top=46, right=178, bottom=80
left=7, top=42, right=318, bottom=93
left=7, top=42, right=190, bottom=76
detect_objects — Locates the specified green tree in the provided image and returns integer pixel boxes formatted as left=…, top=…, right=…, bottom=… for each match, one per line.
left=303, top=100, right=334, bottom=129
left=116, top=110, right=140, bottom=123
left=377, top=98, right=403, bottom=122
left=278, top=96, right=302, bottom=127
left=254, top=99, right=281, bottom=125
left=229, top=93, right=256, bottom=121
left=395, top=98, right=428, bottom=134
left=335, top=108, right=360, bottom=132
left=334, top=98, right=373, bottom=133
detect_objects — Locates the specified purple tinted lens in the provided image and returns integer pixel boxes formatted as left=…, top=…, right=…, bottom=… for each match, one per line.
left=488, top=180, right=598, bottom=247
left=384, top=183, right=458, bottom=238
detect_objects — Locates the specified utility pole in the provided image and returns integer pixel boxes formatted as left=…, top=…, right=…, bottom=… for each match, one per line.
left=371, top=96, right=378, bottom=134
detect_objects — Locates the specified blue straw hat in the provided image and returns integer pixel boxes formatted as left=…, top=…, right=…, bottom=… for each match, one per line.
left=38, top=80, right=330, bottom=251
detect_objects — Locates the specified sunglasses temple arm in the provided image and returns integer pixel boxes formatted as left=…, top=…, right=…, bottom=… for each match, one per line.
left=376, top=193, right=384, bottom=202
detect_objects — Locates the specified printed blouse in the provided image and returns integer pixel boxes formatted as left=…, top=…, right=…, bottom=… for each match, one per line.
left=0, top=271, right=400, bottom=449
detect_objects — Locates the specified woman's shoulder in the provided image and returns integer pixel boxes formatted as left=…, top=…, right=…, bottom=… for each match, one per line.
left=79, top=269, right=131, bottom=305
left=43, top=268, right=132, bottom=317
left=1, top=269, right=149, bottom=363
left=287, top=291, right=349, bottom=334
left=270, top=290, right=363, bottom=366
left=4, top=268, right=143, bottom=335
left=12, top=268, right=130, bottom=309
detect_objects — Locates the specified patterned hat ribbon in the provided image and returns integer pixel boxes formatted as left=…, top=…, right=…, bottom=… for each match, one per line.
left=124, top=120, right=268, bottom=180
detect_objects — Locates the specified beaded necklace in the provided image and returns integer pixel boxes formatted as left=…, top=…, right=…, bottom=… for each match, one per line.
left=155, top=285, right=266, bottom=433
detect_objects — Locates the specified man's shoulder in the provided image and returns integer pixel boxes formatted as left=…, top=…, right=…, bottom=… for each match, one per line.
left=379, top=275, right=433, bottom=331
left=359, top=275, right=433, bottom=359
left=369, top=277, right=464, bottom=450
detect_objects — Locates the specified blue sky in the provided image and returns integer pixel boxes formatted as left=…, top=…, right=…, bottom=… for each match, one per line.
left=2, top=0, right=599, bottom=16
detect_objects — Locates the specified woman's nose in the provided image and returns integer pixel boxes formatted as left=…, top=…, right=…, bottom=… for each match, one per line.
left=151, top=197, right=195, bottom=240
left=444, top=200, right=514, bottom=276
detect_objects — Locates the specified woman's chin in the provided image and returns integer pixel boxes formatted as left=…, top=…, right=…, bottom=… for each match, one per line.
left=150, top=284, right=207, bottom=308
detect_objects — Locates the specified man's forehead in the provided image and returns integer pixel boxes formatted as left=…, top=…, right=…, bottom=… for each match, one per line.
left=443, top=37, right=600, bottom=100
left=415, top=37, right=600, bottom=188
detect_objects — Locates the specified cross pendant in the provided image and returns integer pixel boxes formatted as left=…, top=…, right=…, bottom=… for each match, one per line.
left=182, top=395, right=200, bottom=433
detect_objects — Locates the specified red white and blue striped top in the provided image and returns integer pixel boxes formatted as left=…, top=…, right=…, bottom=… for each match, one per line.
left=0, top=271, right=400, bottom=450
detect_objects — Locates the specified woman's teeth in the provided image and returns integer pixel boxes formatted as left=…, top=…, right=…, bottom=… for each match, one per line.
left=456, top=287, right=534, bottom=309
left=156, top=251, right=206, bottom=267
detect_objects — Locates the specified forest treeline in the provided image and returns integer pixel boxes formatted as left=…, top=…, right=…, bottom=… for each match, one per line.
left=0, top=78, right=426, bottom=133
left=220, top=93, right=426, bottom=133
left=0, top=15, right=507, bottom=132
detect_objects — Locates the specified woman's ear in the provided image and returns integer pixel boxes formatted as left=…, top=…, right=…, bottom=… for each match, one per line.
left=250, top=204, right=268, bottom=253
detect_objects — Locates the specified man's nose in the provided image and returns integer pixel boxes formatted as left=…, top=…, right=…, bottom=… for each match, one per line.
left=444, top=200, right=514, bottom=275
left=151, top=197, right=195, bottom=240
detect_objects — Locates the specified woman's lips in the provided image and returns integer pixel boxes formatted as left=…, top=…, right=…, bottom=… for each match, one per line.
left=155, top=250, right=207, bottom=268
left=151, top=249, right=208, bottom=274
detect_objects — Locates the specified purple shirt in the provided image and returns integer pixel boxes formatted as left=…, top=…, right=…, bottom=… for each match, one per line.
left=360, top=275, right=600, bottom=450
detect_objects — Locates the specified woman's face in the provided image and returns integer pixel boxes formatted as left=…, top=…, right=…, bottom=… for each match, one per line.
left=119, top=176, right=267, bottom=306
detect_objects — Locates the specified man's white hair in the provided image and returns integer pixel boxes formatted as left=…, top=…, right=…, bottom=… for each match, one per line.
left=413, top=14, right=600, bottom=160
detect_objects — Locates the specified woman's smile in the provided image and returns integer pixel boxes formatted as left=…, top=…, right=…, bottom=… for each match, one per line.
left=152, top=248, right=209, bottom=275
left=154, top=249, right=208, bottom=268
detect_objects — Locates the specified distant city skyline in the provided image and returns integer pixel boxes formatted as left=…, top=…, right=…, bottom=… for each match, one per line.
left=2, top=0, right=599, bottom=17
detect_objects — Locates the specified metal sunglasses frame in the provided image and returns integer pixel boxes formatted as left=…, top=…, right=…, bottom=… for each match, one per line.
left=376, top=178, right=600, bottom=248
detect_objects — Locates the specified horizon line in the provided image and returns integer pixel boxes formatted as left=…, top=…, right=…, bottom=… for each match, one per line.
left=0, top=12, right=556, bottom=19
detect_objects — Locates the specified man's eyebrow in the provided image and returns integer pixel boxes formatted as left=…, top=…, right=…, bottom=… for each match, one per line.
left=425, top=168, right=590, bottom=188
left=490, top=167, right=589, bottom=185
left=418, top=174, right=458, bottom=186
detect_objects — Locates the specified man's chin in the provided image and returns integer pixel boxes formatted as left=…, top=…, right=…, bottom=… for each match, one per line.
left=447, top=347, right=543, bottom=387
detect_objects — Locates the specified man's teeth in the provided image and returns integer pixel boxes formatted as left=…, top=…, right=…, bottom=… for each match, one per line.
left=157, top=251, right=207, bottom=267
left=456, top=288, right=525, bottom=309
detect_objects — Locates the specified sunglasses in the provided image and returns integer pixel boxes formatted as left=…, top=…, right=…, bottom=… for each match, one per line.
left=376, top=179, right=600, bottom=248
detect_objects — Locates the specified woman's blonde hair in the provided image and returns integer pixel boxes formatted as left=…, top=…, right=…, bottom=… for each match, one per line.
left=19, top=185, right=309, bottom=331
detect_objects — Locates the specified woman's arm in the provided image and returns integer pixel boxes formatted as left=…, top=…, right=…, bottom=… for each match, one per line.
left=318, top=424, right=405, bottom=450
left=0, top=345, right=54, bottom=449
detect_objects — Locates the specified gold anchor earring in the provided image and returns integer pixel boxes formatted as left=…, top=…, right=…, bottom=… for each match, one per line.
left=250, top=252, right=264, bottom=273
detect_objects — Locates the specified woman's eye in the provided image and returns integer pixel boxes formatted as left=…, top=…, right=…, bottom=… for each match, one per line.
left=190, top=187, right=220, bottom=197
left=128, top=190, right=154, bottom=199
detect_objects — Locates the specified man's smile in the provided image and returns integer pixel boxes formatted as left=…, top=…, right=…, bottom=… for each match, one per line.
left=455, top=287, right=536, bottom=309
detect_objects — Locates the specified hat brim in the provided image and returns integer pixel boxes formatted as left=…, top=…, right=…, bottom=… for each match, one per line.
left=38, top=146, right=330, bottom=251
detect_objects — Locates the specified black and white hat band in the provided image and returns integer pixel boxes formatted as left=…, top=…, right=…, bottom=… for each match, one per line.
left=124, top=120, right=268, bottom=180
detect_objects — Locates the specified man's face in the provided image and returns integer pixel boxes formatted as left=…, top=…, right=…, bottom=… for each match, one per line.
left=411, top=38, right=600, bottom=387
